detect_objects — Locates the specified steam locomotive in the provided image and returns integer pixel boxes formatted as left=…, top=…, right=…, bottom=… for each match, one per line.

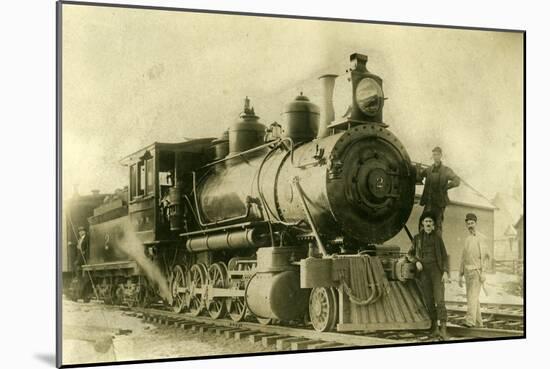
left=62, top=53, right=430, bottom=332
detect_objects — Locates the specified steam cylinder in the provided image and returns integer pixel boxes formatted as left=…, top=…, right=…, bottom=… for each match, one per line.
left=245, top=271, right=309, bottom=320
left=245, top=247, right=309, bottom=320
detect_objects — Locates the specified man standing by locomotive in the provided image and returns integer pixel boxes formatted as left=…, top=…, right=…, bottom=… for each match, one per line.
left=73, top=226, right=89, bottom=276
left=408, top=212, right=450, bottom=340
left=418, top=146, right=460, bottom=235
left=458, top=213, right=491, bottom=327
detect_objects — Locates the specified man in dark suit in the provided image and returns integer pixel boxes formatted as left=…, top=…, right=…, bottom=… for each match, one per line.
left=418, top=146, right=460, bottom=235
left=408, top=212, right=450, bottom=340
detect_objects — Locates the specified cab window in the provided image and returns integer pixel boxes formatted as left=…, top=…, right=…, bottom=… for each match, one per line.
left=146, top=158, right=154, bottom=195
left=139, top=162, right=146, bottom=196
left=130, top=164, right=137, bottom=201
left=129, top=151, right=155, bottom=201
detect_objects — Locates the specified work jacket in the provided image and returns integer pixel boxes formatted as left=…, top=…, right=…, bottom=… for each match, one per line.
left=408, top=231, right=450, bottom=274
left=419, top=163, right=460, bottom=207
left=459, top=231, right=491, bottom=276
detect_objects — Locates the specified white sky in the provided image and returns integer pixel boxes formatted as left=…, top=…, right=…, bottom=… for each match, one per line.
left=62, top=4, right=524, bottom=201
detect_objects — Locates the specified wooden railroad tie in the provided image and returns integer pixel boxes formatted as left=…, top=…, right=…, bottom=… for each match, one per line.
left=177, top=321, right=201, bottom=330
left=224, top=329, right=248, bottom=339
left=191, top=324, right=213, bottom=333
left=160, top=317, right=173, bottom=325
left=276, top=337, right=312, bottom=351
left=168, top=319, right=188, bottom=327
left=261, top=335, right=289, bottom=348
left=234, top=330, right=261, bottom=340
left=291, top=340, right=325, bottom=350
left=154, top=317, right=164, bottom=324
left=214, top=327, right=239, bottom=335
left=248, top=332, right=275, bottom=343
left=308, top=342, right=349, bottom=350
left=205, top=326, right=220, bottom=334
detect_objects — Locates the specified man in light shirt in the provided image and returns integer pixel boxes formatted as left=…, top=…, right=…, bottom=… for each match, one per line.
left=458, top=213, right=492, bottom=327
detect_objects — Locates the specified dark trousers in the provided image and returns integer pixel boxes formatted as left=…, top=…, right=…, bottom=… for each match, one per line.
left=419, top=205, right=446, bottom=236
left=73, top=258, right=85, bottom=278
left=418, top=262, right=447, bottom=322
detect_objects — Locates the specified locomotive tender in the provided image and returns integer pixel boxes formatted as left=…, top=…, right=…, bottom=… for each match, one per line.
left=63, top=53, right=431, bottom=332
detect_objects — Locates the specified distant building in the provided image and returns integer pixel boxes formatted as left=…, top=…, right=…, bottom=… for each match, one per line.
left=515, top=215, right=524, bottom=261
left=512, top=215, right=524, bottom=275
left=388, top=183, right=495, bottom=271
left=492, top=192, right=523, bottom=263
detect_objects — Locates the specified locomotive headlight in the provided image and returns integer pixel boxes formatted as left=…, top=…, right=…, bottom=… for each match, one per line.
left=355, top=78, right=383, bottom=116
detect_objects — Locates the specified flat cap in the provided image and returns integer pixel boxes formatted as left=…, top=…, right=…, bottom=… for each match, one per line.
left=432, top=146, right=442, bottom=153
left=465, top=213, right=478, bottom=222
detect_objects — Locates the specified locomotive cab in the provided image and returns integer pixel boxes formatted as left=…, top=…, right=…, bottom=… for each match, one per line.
left=121, top=139, right=215, bottom=244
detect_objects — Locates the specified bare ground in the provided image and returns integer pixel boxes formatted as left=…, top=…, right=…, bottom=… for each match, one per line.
left=61, top=299, right=271, bottom=366
left=446, top=271, right=524, bottom=304
left=61, top=270, right=523, bottom=366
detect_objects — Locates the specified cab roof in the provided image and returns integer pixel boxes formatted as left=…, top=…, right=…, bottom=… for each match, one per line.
left=119, top=138, right=215, bottom=166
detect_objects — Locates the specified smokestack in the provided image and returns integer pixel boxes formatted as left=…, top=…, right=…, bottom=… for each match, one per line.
left=318, top=74, right=338, bottom=139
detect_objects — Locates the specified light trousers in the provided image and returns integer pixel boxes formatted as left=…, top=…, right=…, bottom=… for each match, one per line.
left=464, top=269, right=483, bottom=327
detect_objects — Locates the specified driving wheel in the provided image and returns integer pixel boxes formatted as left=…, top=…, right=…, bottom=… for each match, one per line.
left=207, top=263, right=228, bottom=319
left=188, top=263, right=207, bottom=316
left=171, top=265, right=190, bottom=313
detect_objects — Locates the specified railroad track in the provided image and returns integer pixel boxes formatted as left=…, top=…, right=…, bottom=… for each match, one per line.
left=445, top=300, right=524, bottom=332
left=135, top=307, right=397, bottom=351
left=130, top=304, right=523, bottom=352
left=446, top=300, right=524, bottom=313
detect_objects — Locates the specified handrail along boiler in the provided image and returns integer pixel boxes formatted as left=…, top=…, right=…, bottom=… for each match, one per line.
left=63, top=53, right=430, bottom=332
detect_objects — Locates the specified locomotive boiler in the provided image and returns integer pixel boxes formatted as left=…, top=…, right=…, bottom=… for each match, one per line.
left=64, top=52, right=431, bottom=333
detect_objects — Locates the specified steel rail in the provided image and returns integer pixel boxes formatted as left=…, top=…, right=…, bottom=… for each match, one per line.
left=446, top=300, right=524, bottom=310
left=132, top=306, right=523, bottom=348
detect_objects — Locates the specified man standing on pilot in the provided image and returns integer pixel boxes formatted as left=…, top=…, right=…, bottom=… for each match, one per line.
left=418, top=146, right=460, bottom=235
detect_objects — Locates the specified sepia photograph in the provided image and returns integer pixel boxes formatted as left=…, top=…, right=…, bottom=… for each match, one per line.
left=57, top=1, right=525, bottom=367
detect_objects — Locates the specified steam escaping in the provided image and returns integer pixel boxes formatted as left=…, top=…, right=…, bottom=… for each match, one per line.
left=117, top=219, right=173, bottom=305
